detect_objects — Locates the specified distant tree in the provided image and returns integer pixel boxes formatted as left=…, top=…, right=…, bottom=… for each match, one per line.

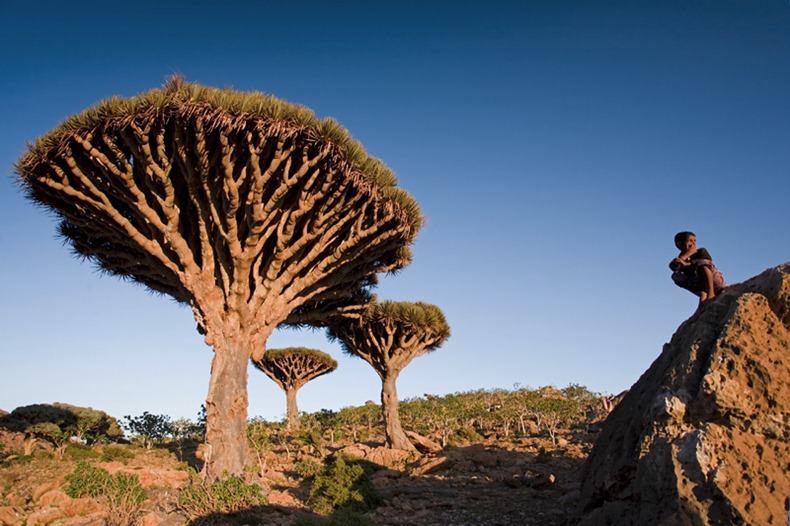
left=170, top=418, right=203, bottom=442
left=335, top=403, right=381, bottom=443
left=528, top=394, right=581, bottom=446
left=56, top=403, right=124, bottom=444
left=328, top=301, right=450, bottom=450
left=123, top=412, right=172, bottom=449
left=15, top=77, right=421, bottom=478
left=0, top=403, right=123, bottom=453
left=252, top=347, right=338, bottom=430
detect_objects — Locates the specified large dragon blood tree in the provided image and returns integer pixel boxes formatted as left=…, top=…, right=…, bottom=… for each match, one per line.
left=14, top=78, right=422, bottom=479
left=328, top=301, right=450, bottom=450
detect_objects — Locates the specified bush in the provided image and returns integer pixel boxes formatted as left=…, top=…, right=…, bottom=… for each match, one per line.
left=450, top=425, right=483, bottom=446
left=177, top=471, right=267, bottom=520
left=101, top=445, right=135, bottom=463
left=64, top=462, right=146, bottom=526
left=297, top=428, right=325, bottom=455
left=308, top=456, right=381, bottom=515
left=65, top=442, right=101, bottom=460
left=295, top=459, right=323, bottom=479
left=64, top=462, right=110, bottom=498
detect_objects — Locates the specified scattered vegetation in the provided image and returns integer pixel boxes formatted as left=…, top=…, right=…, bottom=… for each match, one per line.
left=306, top=455, right=381, bottom=515
left=235, top=384, right=601, bottom=451
left=0, top=384, right=609, bottom=524
left=101, top=444, right=136, bottom=463
left=64, top=442, right=101, bottom=460
left=177, top=469, right=267, bottom=521
left=64, top=461, right=146, bottom=526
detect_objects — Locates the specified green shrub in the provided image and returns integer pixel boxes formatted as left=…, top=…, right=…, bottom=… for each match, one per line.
left=65, top=442, right=101, bottom=460
left=295, top=459, right=323, bottom=479
left=64, top=462, right=110, bottom=498
left=177, top=472, right=267, bottom=520
left=451, top=426, right=483, bottom=445
left=101, top=445, right=135, bottom=463
left=1, top=454, right=34, bottom=465
left=64, top=462, right=146, bottom=526
left=308, top=456, right=381, bottom=515
left=297, top=428, right=325, bottom=455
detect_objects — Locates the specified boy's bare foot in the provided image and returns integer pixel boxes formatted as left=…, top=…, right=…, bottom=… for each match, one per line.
left=697, top=292, right=719, bottom=309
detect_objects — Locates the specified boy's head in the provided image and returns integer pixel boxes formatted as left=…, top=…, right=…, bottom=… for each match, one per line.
left=674, top=231, right=696, bottom=251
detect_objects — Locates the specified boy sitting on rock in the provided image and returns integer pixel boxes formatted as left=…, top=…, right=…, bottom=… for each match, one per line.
left=670, top=231, right=726, bottom=308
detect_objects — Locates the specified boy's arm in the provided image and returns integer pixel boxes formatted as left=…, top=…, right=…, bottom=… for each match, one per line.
left=672, top=249, right=695, bottom=269
left=677, top=248, right=696, bottom=261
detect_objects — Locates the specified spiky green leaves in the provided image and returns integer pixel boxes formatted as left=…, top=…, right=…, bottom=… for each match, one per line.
left=16, top=76, right=421, bottom=231
left=367, top=301, right=451, bottom=337
left=252, top=347, right=338, bottom=392
left=328, top=301, right=450, bottom=377
left=14, top=77, right=423, bottom=335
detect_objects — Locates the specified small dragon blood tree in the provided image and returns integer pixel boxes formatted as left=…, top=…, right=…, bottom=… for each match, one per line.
left=328, top=301, right=450, bottom=450
left=252, top=347, right=338, bottom=430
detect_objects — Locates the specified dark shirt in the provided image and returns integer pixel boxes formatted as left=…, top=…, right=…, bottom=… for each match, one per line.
left=677, top=248, right=713, bottom=275
left=689, top=248, right=712, bottom=263
left=669, top=248, right=713, bottom=272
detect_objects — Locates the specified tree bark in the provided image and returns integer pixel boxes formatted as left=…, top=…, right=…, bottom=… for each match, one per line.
left=202, top=332, right=252, bottom=480
left=380, top=374, right=415, bottom=451
left=286, top=388, right=300, bottom=430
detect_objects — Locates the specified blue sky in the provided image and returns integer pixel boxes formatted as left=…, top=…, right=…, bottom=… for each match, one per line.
left=1, top=1, right=788, bottom=422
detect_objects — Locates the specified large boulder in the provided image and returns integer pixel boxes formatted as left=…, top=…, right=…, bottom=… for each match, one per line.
left=575, top=263, right=790, bottom=525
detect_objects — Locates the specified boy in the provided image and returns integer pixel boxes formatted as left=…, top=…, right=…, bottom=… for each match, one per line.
left=669, top=231, right=726, bottom=307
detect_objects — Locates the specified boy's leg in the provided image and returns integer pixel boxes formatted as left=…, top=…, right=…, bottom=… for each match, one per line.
left=697, top=265, right=716, bottom=301
left=672, top=272, right=701, bottom=297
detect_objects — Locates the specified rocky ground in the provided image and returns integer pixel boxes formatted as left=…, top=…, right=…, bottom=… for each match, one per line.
left=0, top=428, right=596, bottom=526
left=575, top=263, right=790, bottom=525
left=5, top=264, right=788, bottom=526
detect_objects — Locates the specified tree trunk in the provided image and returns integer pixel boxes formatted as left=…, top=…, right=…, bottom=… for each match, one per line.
left=286, top=388, right=300, bottom=430
left=380, top=375, right=415, bottom=451
left=202, top=335, right=251, bottom=480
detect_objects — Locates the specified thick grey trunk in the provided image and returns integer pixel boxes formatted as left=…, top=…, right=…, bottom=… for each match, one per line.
left=286, top=388, right=300, bottom=430
left=381, top=375, right=414, bottom=451
left=202, top=334, right=251, bottom=480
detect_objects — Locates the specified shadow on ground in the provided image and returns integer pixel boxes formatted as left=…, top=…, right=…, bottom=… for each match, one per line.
left=184, top=442, right=589, bottom=526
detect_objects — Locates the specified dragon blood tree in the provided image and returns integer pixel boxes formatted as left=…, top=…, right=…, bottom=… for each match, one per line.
left=14, top=78, right=421, bottom=479
left=252, top=347, right=337, bottom=430
left=328, top=301, right=450, bottom=450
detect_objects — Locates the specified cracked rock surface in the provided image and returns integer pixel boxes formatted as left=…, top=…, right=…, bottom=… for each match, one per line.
left=574, top=263, right=790, bottom=525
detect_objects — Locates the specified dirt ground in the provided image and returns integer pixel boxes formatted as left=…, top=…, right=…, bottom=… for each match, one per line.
left=0, top=430, right=596, bottom=526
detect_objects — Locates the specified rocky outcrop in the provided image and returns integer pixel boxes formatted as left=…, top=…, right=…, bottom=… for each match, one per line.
left=574, top=263, right=790, bottom=525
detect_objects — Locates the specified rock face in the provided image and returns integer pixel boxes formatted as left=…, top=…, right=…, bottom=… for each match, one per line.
left=575, top=263, right=790, bottom=525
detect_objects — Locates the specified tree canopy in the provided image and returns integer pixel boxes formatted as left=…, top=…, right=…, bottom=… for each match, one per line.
left=0, top=403, right=123, bottom=446
left=329, top=301, right=451, bottom=377
left=15, top=77, right=421, bottom=340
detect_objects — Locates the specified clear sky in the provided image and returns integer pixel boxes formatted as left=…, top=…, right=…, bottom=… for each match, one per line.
left=1, top=1, right=788, bottom=422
